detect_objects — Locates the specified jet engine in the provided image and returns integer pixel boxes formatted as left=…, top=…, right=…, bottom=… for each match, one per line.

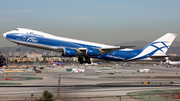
left=86, top=48, right=99, bottom=56
left=63, top=48, right=77, bottom=56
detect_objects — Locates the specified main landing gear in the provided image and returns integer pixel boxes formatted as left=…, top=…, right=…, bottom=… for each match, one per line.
left=17, top=48, right=20, bottom=52
left=78, top=55, right=91, bottom=64
left=17, top=45, right=20, bottom=52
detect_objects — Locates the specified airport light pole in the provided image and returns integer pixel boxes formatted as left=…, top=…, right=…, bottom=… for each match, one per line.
left=57, top=74, right=61, bottom=99
left=31, top=94, right=34, bottom=101
left=117, top=96, right=121, bottom=101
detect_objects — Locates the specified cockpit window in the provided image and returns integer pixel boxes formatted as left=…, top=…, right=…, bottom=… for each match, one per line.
left=14, top=28, right=19, bottom=31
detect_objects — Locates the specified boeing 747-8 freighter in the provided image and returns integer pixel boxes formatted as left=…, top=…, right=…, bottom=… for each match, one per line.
left=3, top=28, right=177, bottom=64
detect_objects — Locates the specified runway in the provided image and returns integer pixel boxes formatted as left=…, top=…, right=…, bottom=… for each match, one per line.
left=0, top=64, right=180, bottom=101
left=0, top=84, right=179, bottom=87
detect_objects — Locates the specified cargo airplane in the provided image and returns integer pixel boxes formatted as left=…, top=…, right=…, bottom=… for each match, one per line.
left=3, top=28, right=177, bottom=64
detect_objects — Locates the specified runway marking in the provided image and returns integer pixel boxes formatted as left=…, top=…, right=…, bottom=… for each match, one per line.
left=34, top=82, right=83, bottom=84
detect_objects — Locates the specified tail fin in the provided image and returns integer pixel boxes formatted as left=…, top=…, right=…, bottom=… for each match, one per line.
left=165, top=57, right=171, bottom=63
left=142, top=33, right=177, bottom=56
left=50, top=60, right=54, bottom=64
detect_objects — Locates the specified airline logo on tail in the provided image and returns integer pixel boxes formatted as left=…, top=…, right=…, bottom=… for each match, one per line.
left=129, top=33, right=176, bottom=60
left=166, top=57, right=170, bottom=63
left=50, top=60, right=54, bottom=64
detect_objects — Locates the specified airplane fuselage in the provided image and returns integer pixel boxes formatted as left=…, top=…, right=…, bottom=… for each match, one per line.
left=166, top=61, right=180, bottom=65
left=4, top=30, right=148, bottom=61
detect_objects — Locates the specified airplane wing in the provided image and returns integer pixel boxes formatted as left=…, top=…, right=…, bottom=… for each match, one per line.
left=100, top=46, right=135, bottom=53
left=56, top=47, right=64, bottom=52
left=77, top=46, right=135, bottom=55
left=54, top=46, right=135, bottom=55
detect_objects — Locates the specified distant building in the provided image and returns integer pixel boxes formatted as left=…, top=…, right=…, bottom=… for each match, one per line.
left=39, top=57, right=44, bottom=62
left=8, top=51, right=12, bottom=57
left=24, top=51, right=30, bottom=56
left=27, top=54, right=42, bottom=58
left=168, top=53, right=177, bottom=56
left=43, top=52, right=47, bottom=56
left=49, top=51, right=55, bottom=56
left=14, top=57, right=21, bottom=63
left=14, top=52, right=20, bottom=57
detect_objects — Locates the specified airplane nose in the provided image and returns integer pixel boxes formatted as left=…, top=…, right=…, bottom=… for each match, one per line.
left=3, top=33, right=7, bottom=37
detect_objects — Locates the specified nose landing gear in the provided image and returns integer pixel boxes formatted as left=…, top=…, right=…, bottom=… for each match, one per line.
left=17, top=45, right=20, bottom=52
left=17, top=48, right=20, bottom=52
left=78, top=55, right=91, bottom=64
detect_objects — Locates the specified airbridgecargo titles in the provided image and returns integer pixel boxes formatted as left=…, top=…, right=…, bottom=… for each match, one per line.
left=3, top=28, right=177, bottom=64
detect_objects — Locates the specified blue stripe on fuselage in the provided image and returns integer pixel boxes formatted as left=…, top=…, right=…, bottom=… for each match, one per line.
left=142, top=41, right=169, bottom=53
left=96, top=49, right=142, bottom=61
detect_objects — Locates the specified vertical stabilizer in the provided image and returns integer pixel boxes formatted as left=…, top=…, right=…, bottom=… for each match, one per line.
left=165, top=57, right=171, bottom=64
left=142, top=33, right=177, bottom=56
left=50, top=60, right=54, bottom=64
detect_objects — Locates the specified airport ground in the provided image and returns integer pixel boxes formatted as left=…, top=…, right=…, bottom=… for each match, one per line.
left=0, top=63, right=180, bottom=101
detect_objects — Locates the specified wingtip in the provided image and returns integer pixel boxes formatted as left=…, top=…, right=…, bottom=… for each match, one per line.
left=167, top=33, right=177, bottom=36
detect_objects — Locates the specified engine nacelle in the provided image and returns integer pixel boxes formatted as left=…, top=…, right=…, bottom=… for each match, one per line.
left=86, top=48, right=99, bottom=56
left=63, top=48, right=77, bottom=56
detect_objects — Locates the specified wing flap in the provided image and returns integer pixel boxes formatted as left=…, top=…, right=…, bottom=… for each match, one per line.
left=101, top=46, right=135, bottom=53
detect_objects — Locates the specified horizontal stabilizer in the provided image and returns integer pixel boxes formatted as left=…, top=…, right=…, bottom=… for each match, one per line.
left=147, top=55, right=170, bottom=58
left=148, top=55, right=170, bottom=60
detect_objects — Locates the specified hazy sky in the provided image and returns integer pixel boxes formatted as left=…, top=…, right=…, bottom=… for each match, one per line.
left=0, top=0, right=180, bottom=47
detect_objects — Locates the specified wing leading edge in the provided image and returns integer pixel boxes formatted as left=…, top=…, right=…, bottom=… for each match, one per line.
left=54, top=45, right=135, bottom=56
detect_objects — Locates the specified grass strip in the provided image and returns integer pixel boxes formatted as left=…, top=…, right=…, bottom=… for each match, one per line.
left=128, top=89, right=180, bottom=101
left=0, top=83, right=21, bottom=85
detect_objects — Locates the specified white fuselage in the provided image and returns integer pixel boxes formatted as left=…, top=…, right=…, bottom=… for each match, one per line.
left=166, top=60, right=180, bottom=65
